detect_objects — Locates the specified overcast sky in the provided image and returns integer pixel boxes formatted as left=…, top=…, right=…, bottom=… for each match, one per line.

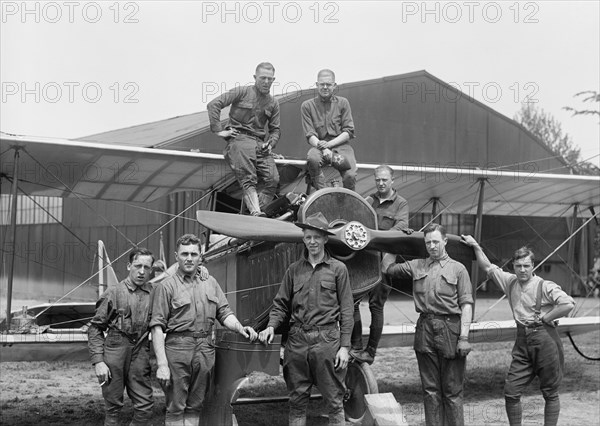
left=2, top=1, right=599, bottom=166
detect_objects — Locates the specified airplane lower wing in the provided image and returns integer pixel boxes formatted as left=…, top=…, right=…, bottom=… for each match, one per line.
left=376, top=316, right=600, bottom=348
left=2, top=317, right=597, bottom=362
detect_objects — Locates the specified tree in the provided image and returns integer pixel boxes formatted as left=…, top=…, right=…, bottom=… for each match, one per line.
left=564, top=91, right=600, bottom=119
left=514, top=102, right=600, bottom=175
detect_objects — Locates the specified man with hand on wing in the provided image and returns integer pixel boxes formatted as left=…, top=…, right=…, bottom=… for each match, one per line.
left=259, top=212, right=353, bottom=426
left=461, top=235, right=574, bottom=426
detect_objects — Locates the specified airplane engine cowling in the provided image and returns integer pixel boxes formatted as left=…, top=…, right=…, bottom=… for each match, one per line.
left=299, top=188, right=381, bottom=300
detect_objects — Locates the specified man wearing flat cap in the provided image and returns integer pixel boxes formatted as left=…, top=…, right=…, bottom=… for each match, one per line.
left=259, top=212, right=353, bottom=425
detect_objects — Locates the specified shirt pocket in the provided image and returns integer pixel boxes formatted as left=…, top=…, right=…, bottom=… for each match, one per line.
left=414, top=272, right=428, bottom=294
left=320, top=280, right=337, bottom=309
left=230, top=101, right=254, bottom=124
left=254, top=106, right=272, bottom=130
left=171, top=292, right=192, bottom=313
left=439, top=272, right=458, bottom=297
left=379, top=215, right=396, bottom=230
left=293, top=280, right=305, bottom=295
left=314, top=120, right=327, bottom=140
left=206, top=294, right=219, bottom=322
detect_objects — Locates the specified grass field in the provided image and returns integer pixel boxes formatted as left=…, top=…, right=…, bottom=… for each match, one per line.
left=1, top=297, right=599, bottom=425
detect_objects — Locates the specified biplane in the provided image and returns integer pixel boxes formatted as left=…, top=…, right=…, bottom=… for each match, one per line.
left=1, top=131, right=599, bottom=423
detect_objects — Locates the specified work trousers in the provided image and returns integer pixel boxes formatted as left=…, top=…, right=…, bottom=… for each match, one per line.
left=504, top=324, right=564, bottom=426
left=101, top=332, right=153, bottom=426
left=283, top=326, right=346, bottom=426
left=162, top=334, right=215, bottom=426
left=223, top=134, right=279, bottom=207
left=307, top=143, right=357, bottom=191
left=350, top=276, right=392, bottom=354
left=414, top=315, right=465, bottom=426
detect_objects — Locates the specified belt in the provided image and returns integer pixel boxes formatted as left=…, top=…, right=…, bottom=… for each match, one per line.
left=420, top=313, right=460, bottom=322
left=291, top=322, right=338, bottom=332
left=517, top=323, right=543, bottom=330
left=234, top=127, right=261, bottom=139
left=169, top=330, right=211, bottom=338
left=107, top=329, right=142, bottom=344
left=517, top=321, right=557, bottom=330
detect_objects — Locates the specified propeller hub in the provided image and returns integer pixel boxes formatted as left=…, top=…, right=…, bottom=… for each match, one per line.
left=343, top=222, right=369, bottom=250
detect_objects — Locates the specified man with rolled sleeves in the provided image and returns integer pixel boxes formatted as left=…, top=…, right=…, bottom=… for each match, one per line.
left=301, top=69, right=357, bottom=191
left=351, top=164, right=413, bottom=364
left=382, top=224, right=473, bottom=426
left=207, top=62, right=280, bottom=217
left=259, top=212, right=353, bottom=426
left=150, top=234, right=257, bottom=426
left=88, top=248, right=155, bottom=426
left=461, top=235, right=575, bottom=426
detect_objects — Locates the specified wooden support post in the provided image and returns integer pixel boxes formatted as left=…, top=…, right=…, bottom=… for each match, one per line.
left=363, top=393, right=409, bottom=426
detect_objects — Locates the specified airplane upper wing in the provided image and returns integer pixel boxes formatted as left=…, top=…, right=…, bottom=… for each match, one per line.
left=2, top=133, right=599, bottom=216
left=0, top=133, right=283, bottom=202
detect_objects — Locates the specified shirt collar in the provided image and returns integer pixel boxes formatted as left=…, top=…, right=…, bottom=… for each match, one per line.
left=175, top=269, right=198, bottom=284
left=301, top=248, right=333, bottom=266
left=373, top=189, right=398, bottom=203
left=427, top=253, right=450, bottom=267
left=124, top=277, right=152, bottom=293
left=318, top=94, right=338, bottom=104
left=252, top=85, right=269, bottom=99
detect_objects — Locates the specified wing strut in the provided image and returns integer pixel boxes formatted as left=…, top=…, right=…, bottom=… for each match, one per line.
left=4, top=147, right=20, bottom=329
left=471, top=178, right=487, bottom=311
left=566, top=204, right=579, bottom=295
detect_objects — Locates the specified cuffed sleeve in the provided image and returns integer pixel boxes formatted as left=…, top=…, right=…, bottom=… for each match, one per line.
left=266, top=100, right=281, bottom=146
left=148, top=283, right=170, bottom=332
left=214, top=283, right=235, bottom=325
left=387, top=260, right=414, bottom=278
left=87, top=292, right=112, bottom=365
left=301, top=100, right=318, bottom=140
left=339, top=97, right=355, bottom=139
left=267, top=269, right=293, bottom=330
left=336, top=264, right=354, bottom=347
left=207, top=87, right=244, bottom=133
left=390, top=197, right=410, bottom=231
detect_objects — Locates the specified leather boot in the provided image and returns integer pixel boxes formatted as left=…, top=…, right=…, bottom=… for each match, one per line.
left=243, top=187, right=262, bottom=216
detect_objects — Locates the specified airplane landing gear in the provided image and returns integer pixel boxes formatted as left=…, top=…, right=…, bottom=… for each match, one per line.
left=343, top=360, right=378, bottom=423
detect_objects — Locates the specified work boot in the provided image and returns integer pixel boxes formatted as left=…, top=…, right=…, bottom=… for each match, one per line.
left=350, top=349, right=374, bottom=365
left=243, top=187, right=263, bottom=216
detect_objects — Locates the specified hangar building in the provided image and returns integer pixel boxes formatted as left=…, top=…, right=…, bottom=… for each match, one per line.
left=1, top=71, right=595, bottom=302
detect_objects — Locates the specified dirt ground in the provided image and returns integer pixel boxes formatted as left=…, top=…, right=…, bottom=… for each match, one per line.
left=1, top=296, right=599, bottom=425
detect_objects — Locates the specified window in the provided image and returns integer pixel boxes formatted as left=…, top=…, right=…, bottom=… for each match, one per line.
left=0, top=195, right=63, bottom=225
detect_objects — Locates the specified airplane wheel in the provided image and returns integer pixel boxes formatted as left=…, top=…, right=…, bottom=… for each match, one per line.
left=343, top=361, right=378, bottom=422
